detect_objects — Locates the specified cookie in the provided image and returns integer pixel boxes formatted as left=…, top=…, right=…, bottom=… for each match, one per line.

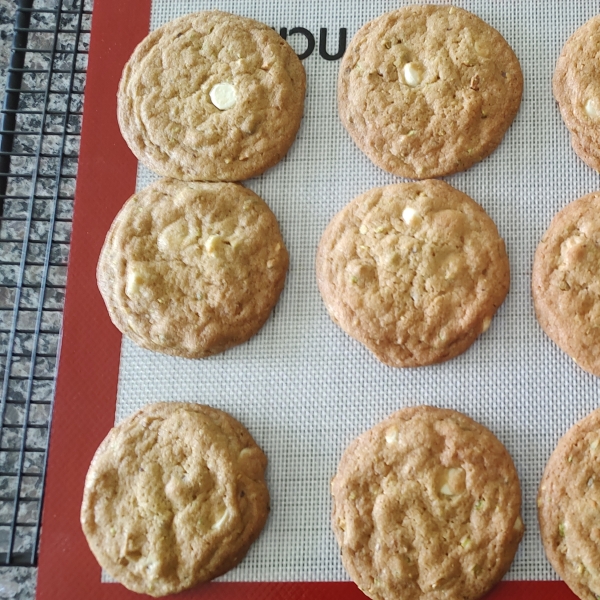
left=532, top=192, right=600, bottom=376
left=338, top=5, right=523, bottom=179
left=117, top=10, right=306, bottom=181
left=538, top=408, right=600, bottom=600
left=315, top=180, right=510, bottom=367
left=80, top=402, right=270, bottom=597
left=553, top=16, right=600, bottom=171
left=331, top=406, right=524, bottom=600
left=97, top=178, right=288, bottom=358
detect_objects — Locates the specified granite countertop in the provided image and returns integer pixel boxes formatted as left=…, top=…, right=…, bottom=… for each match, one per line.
left=0, top=1, right=83, bottom=598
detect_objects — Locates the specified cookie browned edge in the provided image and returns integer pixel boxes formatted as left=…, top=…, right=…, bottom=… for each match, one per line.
left=538, top=408, right=600, bottom=600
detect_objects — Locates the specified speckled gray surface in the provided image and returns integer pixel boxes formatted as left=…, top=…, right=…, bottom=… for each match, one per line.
left=0, top=0, right=90, bottom=597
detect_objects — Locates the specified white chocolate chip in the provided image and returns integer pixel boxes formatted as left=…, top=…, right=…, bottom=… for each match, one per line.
left=482, top=317, right=492, bottom=333
left=514, top=516, right=523, bottom=531
left=209, top=82, right=237, bottom=110
left=385, top=426, right=398, bottom=445
left=591, top=439, right=599, bottom=452
left=474, top=39, right=490, bottom=58
left=440, top=483, right=453, bottom=496
left=359, top=225, right=368, bottom=234
left=402, top=62, right=422, bottom=87
left=402, top=206, right=420, bottom=226
left=212, top=510, right=228, bottom=530
left=439, top=467, right=466, bottom=496
left=585, top=98, right=600, bottom=120
left=125, top=265, right=149, bottom=298
left=204, top=234, right=223, bottom=253
left=157, top=219, right=189, bottom=254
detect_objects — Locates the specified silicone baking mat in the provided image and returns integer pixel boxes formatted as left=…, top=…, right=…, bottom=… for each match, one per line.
left=36, top=0, right=599, bottom=598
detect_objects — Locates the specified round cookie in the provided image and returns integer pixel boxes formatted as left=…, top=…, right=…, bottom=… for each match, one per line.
left=532, top=192, right=600, bottom=376
left=315, top=180, right=510, bottom=367
left=97, top=178, right=288, bottom=358
left=80, top=402, right=270, bottom=597
left=117, top=10, right=306, bottom=181
left=331, top=406, right=524, bottom=600
left=538, top=408, right=600, bottom=600
left=553, top=16, right=600, bottom=171
left=338, top=5, right=523, bottom=179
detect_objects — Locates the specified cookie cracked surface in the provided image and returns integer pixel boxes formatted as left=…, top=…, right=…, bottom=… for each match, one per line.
left=80, top=402, right=270, bottom=597
left=117, top=10, right=306, bottom=181
left=331, top=406, right=523, bottom=600
left=316, top=180, right=510, bottom=367
left=538, top=408, right=600, bottom=600
left=532, top=192, right=600, bottom=376
left=338, top=5, right=523, bottom=179
left=97, top=178, right=289, bottom=358
left=553, top=16, right=600, bottom=172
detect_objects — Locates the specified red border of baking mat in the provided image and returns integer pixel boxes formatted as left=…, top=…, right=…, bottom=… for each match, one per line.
left=35, top=1, right=576, bottom=598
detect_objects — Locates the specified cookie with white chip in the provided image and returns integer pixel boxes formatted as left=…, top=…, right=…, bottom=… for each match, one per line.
left=315, top=180, right=510, bottom=367
left=80, top=402, right=270, bottom=597
left=117, top=10, right=306, bottom=181
left=338, top=5, right=523, bottom=179
left=553, top=16, right=600, bottom=171
left=532, top=192, right=600, bottom=376
left=97, top=178, right=288, bottom=358
left=538, top=408, right=600, bottom=600
left=331, top=406, right=524, bottom=600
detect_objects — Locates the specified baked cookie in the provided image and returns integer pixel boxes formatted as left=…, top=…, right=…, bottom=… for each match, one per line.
left=554, top=16, right=600, bottom=171
left=80, top=402, right=270, bottom=597
left=97, top=178, right=288, bottom=358
left=117, top=10, right=306, bottom=181
left=331, top=406, right=524, bottom=600
left=338, top=5, right=523, bottom=179
left=538, top=408, right=600, bottom=600
left=532, top=192, right=600, bottom=376
left=316, top=180, right=510, bottom=367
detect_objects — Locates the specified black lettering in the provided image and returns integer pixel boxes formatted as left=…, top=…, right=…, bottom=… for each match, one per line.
left=288, top=27, right=316, bottom=60
left=319, top=28, right=347, bottom=61
left=279, top=27, right=287, bottom=40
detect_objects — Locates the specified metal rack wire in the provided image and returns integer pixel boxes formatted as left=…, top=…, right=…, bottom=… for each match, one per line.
left=0, top=0, right=91, bottom=566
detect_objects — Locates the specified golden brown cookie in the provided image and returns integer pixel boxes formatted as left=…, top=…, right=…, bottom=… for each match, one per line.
left=80, top=402, right=270, bottom=597
left=97, top=178, right=288, bottom=358
left=315, top=180, right=510, bottom=367
left=532, top=192, right=600, bottom=376
left=117, top=10, right=306, bottom=181
left=338, top=5, right=523, bottom=179
left=538, top=408, right=600, bottom=600
left=331, top=406, right=524, bottom=600
left=553, top=16, right=600, bottom=171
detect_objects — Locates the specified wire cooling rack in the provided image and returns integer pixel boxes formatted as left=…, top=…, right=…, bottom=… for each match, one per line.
left=0, top=0, right=91, bottom=567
